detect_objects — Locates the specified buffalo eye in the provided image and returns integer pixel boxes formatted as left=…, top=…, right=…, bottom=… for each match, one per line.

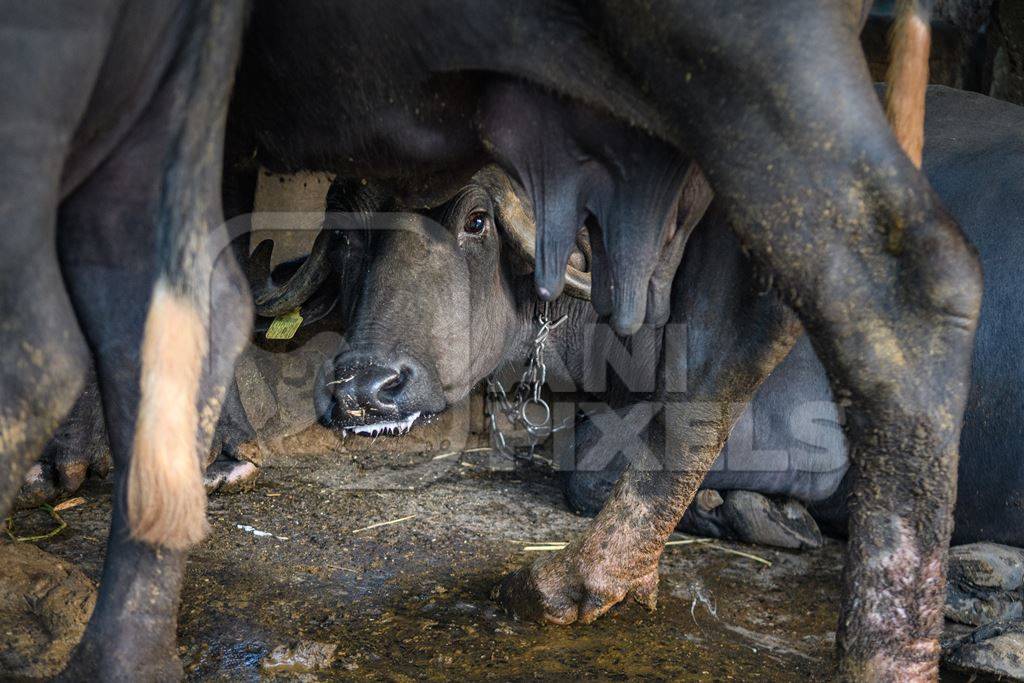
left=463, top=210, right=490, bottom=235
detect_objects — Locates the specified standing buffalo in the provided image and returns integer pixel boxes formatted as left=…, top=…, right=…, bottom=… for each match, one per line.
left=0, top=1, right=250, bottom=678
left=1, top=0, right=979, bottom=679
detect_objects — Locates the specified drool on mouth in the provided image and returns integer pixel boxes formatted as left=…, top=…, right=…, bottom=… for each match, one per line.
left=341, top=411, right=421, bottom=438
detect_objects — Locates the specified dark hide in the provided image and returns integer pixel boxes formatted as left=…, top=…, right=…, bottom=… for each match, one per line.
left=569, top=85, right=1024, bottom=548
left=0, top=2, right=249, bottom=679
left=699, top=85, right=1024, bottom=548
left=231, top=2, right=984, bottom=674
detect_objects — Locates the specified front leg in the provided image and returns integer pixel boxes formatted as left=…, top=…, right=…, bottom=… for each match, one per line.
left=498, top=211, right=801, bottom=623
left=498, top=467, right=668, bottom=624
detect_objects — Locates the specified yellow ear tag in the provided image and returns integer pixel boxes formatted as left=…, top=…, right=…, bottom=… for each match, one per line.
left=266, top=309, right=303, bottom=340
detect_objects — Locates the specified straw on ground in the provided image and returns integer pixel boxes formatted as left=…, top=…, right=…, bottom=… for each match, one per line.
left=520, top=535, right=773, bottom=567
left=351, top=514, right=417, bottom=533
left=432, top=447, right=493, bottom=460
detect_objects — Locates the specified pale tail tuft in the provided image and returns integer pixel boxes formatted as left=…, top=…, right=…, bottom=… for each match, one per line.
left=127, top=280, right=209, bottom=549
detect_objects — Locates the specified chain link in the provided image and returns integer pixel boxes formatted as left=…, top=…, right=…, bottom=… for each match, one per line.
left=485, top=301, right=569, bottom=463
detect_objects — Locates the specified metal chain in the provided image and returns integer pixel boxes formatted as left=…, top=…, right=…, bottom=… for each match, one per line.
left=485, top=301, right=568, bottom=462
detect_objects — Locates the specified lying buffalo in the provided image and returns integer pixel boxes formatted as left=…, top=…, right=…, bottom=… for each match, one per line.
left=229, top=3, right=981, bottom=675
left=572, top=93, right=1024, bottom=551
left=313, top=85, right=1023, bottom=657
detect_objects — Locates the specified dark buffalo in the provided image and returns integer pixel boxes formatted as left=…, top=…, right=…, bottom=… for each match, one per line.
left=702, top=86, right=1024, bottom=550
left=2, top=1, right=979, bottom=678
left=227, top=1, right=980, bottom=676
left=0, top=1, right=249, bottom=678
left=316, top=84, right=1021, bottom=665
left=573, top=87, right=1024, bottom=550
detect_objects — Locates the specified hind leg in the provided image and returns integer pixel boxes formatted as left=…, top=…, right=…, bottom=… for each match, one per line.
left=594, top=2, right=981, bottom=676
left=60, top=230, right=250, bottom=680
left=54, top=3, right=248, bottom=678
left=58, top=223, right=249, bottom=680
left=55, top=122, right=187, bottom=682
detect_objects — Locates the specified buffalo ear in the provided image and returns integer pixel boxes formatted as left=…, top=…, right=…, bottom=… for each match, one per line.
left=645, top=163, right=714, bottom=327
left=475, top=165, right=592, bottom=300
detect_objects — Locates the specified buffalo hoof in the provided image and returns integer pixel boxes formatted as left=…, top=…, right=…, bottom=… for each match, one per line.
left=564, top=470, right=823, bottom=550
left=946, top=542, right=1024, bottom=626
left=0, top=543, right=96, bottom=679
left=16, top=447, right=110, bottom=511
left=494, top=549, right=658, bottom=625
left=16, top=373, right=110, bottom=510
left=702, top=490, right=822, bottom=550
left=204, top=456, right=261, bottom=494
left=943, top=620, right=1024, bottom=679
left=15, top=463, right=60, bottom=509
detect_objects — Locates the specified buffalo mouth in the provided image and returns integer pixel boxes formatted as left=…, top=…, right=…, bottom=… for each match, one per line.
left=339, top=411, right=422, bottom=438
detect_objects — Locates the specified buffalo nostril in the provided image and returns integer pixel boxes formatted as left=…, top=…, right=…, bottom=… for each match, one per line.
left=381, top=374, right=401, bottom=391
left=327, top=357, right=433, bottom=417
left=374, top=370, right=405, bottom=406
left=334, top=365, right=407, bottom=413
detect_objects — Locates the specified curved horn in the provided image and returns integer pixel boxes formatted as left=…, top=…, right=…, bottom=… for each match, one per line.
left=246, top=228, right=336, bottom=317
left=479, top=166, right=592, bottom=301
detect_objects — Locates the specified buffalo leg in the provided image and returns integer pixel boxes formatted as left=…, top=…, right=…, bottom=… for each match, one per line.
left=593, top=2, right=983, bottom=677
left=498, top=210, right=801, bottom=623
left=202, top=125, right=265, bottom=492
left=0, top=194, right=90, bottom=517
left=0, top=2, right=121, bottom=517
left=56, top=3, right=248, bottom=678
left=0, top=189, right=90, bottom=518
left=722, top=163, right=978, bottom=682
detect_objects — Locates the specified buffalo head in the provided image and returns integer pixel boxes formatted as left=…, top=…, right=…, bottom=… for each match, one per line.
left=314, top=167, right=590, bottom=436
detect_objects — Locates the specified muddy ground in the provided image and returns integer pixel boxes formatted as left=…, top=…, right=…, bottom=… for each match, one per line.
left=2, top=440, right=987, bottom=681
